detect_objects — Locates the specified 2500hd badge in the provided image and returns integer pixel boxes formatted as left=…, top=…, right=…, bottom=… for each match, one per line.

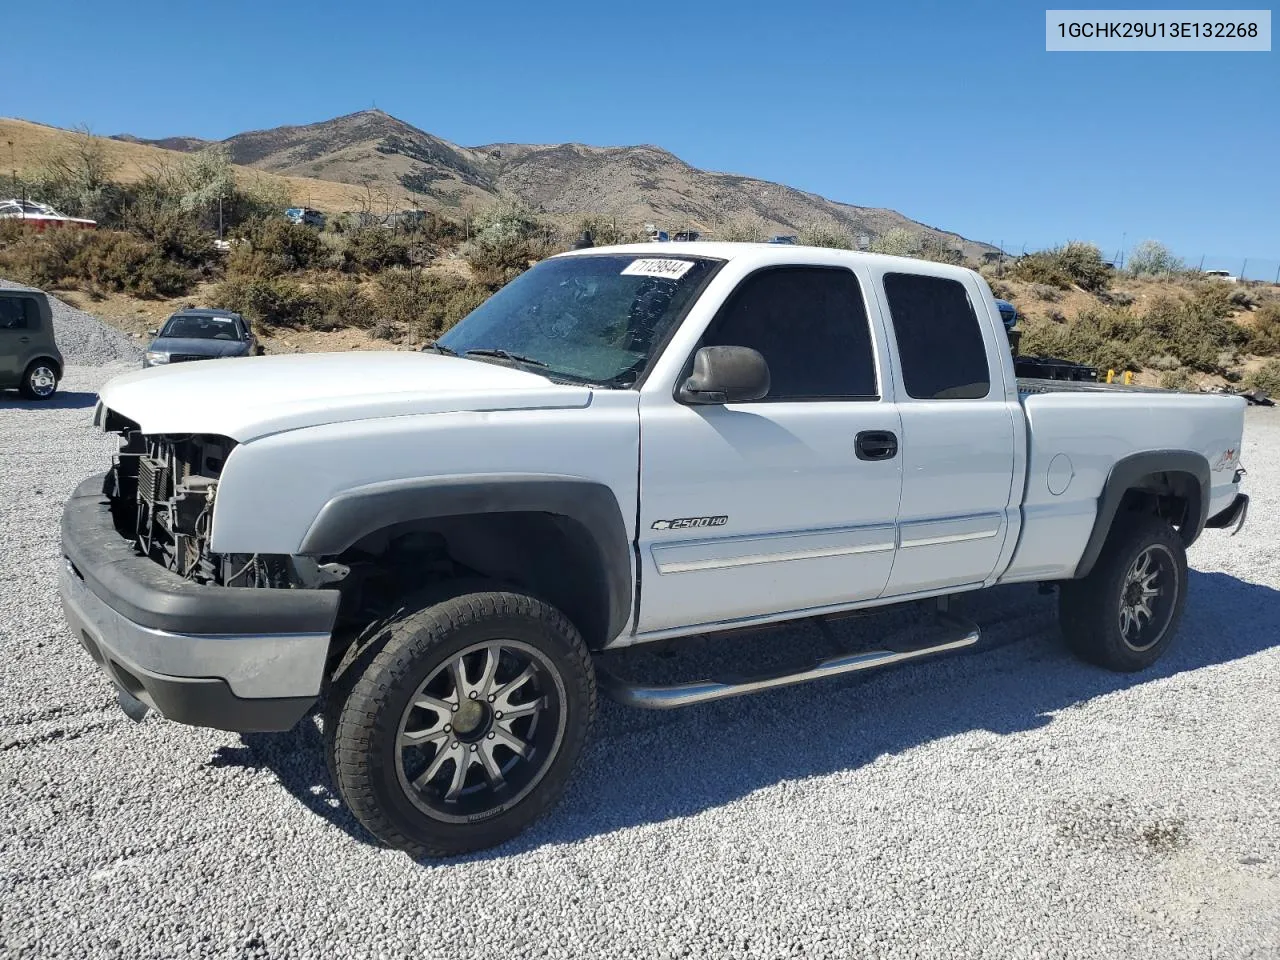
left=652, top=516, right=729, bottom=530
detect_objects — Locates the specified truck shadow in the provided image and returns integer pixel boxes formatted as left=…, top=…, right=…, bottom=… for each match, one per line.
left=0, top=389, right=99, bottom=409
left=227, top=569, right=1280, bottom=860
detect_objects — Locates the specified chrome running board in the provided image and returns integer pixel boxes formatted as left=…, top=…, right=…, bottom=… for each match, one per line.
left=598, top=612, right=980, bottom=710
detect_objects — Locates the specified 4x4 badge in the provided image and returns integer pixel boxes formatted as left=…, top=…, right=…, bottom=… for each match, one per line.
left=652, top=516, right=728, bottom=531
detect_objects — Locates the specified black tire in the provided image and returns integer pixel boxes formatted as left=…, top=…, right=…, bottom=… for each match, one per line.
left=326, top=588, right=596, bottom=857
left=1059, top=514, right=1188, bottom=672
left=19, top=360, right=59, bottom=400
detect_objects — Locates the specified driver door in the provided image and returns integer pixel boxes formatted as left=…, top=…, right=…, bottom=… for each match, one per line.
left=635, top=265, right=903, bottom=635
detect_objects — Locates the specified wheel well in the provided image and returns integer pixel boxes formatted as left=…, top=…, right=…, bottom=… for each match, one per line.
left=336, top=511, right=619, bottom=650
left=27, top=356, right=62, bottom=378
left=1074, top=452, right=1210, bottom=580
left=1114, top=470, right=1201, bottom=537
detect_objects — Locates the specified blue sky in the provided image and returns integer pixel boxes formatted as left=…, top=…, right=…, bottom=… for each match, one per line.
left=4, top=1, right=1277, bottom=274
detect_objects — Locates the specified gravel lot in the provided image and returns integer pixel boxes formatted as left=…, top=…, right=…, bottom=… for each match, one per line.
left=1, top=360, right=1277, bottom=960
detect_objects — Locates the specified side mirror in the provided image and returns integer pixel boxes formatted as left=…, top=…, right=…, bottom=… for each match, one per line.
left=147, top=329, right=159, bottom=336
left=678, top=345, right=770, bottom=404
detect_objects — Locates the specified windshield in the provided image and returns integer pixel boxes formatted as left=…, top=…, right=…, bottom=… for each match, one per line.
left=160, top=314, right=242, bottom=340
left=437, top=254, right=722, bottom=386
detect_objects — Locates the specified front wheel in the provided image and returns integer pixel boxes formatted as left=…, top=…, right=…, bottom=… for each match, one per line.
left=19, top=361, right=59, bottom=400
left=1059, top=514, right=1188, bottom=671
left=325, top=589, right=596, bottom=857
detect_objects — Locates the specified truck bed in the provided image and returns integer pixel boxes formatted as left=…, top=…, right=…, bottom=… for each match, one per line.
left=1017, top=377, right=1170, bottom=396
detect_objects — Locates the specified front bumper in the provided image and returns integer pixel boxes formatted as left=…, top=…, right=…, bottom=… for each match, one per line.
left=59, top=475, right=341, bottom=732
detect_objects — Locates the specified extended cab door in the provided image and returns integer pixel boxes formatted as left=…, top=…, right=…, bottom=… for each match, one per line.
left=634, top=264, right=903, bottom=636
left=872, top=268, right=1020, bottom=595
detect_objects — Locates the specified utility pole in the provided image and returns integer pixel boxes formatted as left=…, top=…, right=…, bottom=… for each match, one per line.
left=1241, top=258, right=1248, bottom=281
left=1119, top=232, right=1126, bottom=269
left=217, top=195, right=224, bottom=242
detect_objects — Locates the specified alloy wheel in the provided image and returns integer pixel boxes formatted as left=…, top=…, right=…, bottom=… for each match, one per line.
left=394, top=639, right=566, bottom=823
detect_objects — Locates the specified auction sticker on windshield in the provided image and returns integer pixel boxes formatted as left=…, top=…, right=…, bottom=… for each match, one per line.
left=621, top=258, right=696, bottom=279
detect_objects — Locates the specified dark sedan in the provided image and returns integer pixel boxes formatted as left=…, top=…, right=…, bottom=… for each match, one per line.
left=143, top=309, right=261, bottom=368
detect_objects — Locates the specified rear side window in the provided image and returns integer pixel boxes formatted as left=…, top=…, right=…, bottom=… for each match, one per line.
left=0, top=297, right=35, bottom=331
left=883, top=273, right=990, bottom=400
left=700, top=266, right=878, bottom=400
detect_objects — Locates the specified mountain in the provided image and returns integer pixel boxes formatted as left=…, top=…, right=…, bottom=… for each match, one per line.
left=115, top=110, right=992, bottom=256
left=0, top=117, right=373, bottom=215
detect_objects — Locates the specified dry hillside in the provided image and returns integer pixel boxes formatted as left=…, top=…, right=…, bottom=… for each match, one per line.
left=1, top=118, right=372, bottom=213
left=113, top=109, right=995, bottom=256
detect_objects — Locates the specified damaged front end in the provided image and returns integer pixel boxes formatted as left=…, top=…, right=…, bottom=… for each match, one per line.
left=101, top=408, right=294, bottom=589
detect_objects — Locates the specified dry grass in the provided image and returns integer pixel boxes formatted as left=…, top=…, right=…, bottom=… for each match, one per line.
left=0, top=117, right=366, bottom=213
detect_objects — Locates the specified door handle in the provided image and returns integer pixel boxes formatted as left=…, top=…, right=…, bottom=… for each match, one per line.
left=855, top=430, right=898, bottom=461
left=18, top=336, right=30, bottom=343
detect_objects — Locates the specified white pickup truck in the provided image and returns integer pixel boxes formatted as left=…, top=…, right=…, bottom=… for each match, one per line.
left=60, top=243, right=1250, bottom=857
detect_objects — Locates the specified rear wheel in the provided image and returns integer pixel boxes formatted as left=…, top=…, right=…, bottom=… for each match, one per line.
left=325, top=588, right=596, bottom=857
left=19, top=361, right=58, bottom=400
left=1059, top=514, right=1187, bottom=671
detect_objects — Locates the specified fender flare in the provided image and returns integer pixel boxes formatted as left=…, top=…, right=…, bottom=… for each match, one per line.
left=298, top=473, right=633, bottom=642
left=1073, top=450, right=1210, bottom=579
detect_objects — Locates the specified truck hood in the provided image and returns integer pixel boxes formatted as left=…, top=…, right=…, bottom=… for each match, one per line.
left=97, top=351, right=593, bottom=441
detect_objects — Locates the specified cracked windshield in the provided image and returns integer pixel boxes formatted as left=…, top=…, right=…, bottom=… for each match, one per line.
left=436, top=254, right=720, bottom=385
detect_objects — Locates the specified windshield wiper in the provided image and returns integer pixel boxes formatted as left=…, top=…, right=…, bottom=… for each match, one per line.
left=421, top=340, right=458, bottom=356
left=464, top=348, right=548, bottom=368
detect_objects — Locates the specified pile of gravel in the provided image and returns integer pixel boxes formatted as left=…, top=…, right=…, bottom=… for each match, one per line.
left=1, top=279, right=142, bottom=366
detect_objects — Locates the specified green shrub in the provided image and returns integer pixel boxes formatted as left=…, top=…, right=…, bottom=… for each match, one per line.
left=1144, top=287, right=1246, bottom=371
left=311, top=280, right=372, bottom=331
left=1056, top=241, right=1112, bottom=292
left=125, top=207, right=216, bottom=270
left=916, top=236, right=964, bottom=265
left=1229, top=288, right=1258, bottom=310
left=1127, top=240, right=1183, bottom=276
left=1158, top=368, right=1194, bottom=391
left=0, top=219, right=26, bottom=247
left=0, top=229, right=194, bottom=298
left=211, top=276, right=321, bottom=328
left=572, top=215, right=636, bottom=247
left=0, top=229, right=86, bottom=288
left=462, top=237, right=531, bottom=289
left=457, top=199, right=553, bottom=286
left=869, top=228, right=921, bottom=258
left=986, top=278, right=1014, bottom=300
left=716, top=215, right=769, bottom=243
left=1013, top=242, right=1110, bottom=292
left=1011, top=253, right=1071, bottom=289
left=1018, top=306, right=1151, bottom=372
left=1247, top=303, right=1280, bottom=355
left=798, top=222, right=854, bottom=250
left=372, top=269, right=490, bottom=340
left=1248, top=359, right=1280, bottom=396
left=71, top=231, right=194, bottom=298
left=342, top=228, right=412, bottom=273
left=228, top=217, right=328, bottom=276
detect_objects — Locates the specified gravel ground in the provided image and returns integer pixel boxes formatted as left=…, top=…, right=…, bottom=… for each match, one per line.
left=1, top=363, right=1278, bottom=960
left=1, top=280, right=142, bottom=365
